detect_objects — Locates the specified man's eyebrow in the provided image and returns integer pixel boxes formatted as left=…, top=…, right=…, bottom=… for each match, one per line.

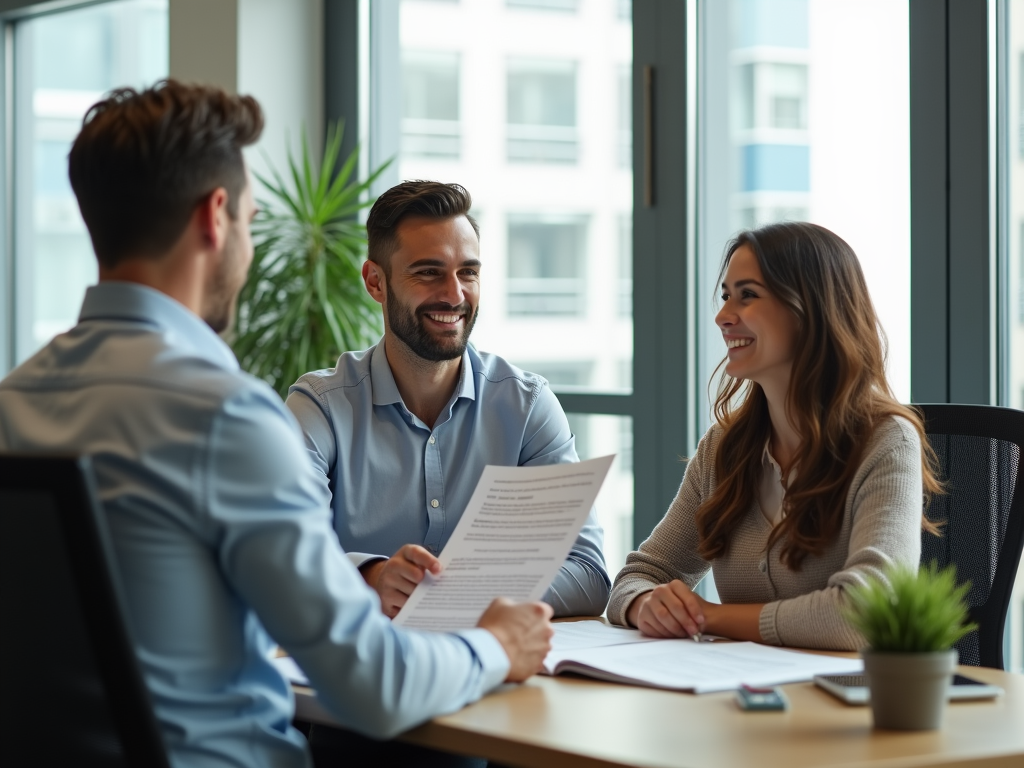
left=407, top=258, right=482, bottom=269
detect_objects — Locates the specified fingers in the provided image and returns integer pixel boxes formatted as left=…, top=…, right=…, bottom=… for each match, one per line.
left=637, top=581, right=704, bottom=639
left=372, top=546, right=441, bottom=618
left=381, top=556, right=431, bottom=591
left=667, top=580, right=706, bottom=627
left=477, top=598, right=555, bottom=683
left=398, top=544, right=442, bottom=575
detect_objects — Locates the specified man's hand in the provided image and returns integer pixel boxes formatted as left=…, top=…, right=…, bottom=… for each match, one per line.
left=477, top=598, right=554, bottom=683
left=360, top=544, right=441, bottom=619
left=626, top=580, right=708, bottom=638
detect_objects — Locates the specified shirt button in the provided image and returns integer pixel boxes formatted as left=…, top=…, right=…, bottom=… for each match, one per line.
left=429, top=435, right=436, bottom=444
left=431, top=499, right=440, bottom=508
left=758, top=560, right=768, bottom=574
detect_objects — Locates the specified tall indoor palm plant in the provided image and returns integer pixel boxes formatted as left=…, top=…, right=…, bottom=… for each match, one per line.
left=233, top=125, right=389, bottom=398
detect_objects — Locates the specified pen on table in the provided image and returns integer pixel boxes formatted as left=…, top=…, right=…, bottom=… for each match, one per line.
left=692, top=631, right=703, bottom=643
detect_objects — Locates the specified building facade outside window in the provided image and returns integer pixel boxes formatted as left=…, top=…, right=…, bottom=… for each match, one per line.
left=11, top=0, right=168, bottom=364
left=698, top=0, right=910, bottom=433
left=506, top=58, right=578, bottom=164
left=397, top=0, right=633, bottom=573
left=507, top=214, right=587, bottom=317
left=402, top=50, right=461, bottom=159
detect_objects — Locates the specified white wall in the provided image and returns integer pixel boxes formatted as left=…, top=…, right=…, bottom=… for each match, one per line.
left=238, top=0, right=324, bottom=186
left=169, top=0, right=324, bottom=191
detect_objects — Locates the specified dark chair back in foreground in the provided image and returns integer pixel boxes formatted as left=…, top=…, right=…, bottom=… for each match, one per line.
left=916, top=404, right=1024, bottom=669
left=0, top=455, right=169, bottom=768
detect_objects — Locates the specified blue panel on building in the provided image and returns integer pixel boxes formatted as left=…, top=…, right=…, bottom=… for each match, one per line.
left=742, top=144, right=810, bottom=192
left=734, top=0, right=808, bottom=49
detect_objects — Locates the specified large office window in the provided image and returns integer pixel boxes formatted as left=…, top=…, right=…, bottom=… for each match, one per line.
left=1003, top=0, right=1024, bottom=675
left=397, top=0, right=634, bottom=573
left=9, top=0, right=168, bottom=366
left=697, top=0, right=911, bottom=438
left=367, top=2, right=1021, bottom=645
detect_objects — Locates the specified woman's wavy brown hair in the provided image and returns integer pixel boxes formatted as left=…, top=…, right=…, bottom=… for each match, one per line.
left=695, top=222, right=941, bottom=570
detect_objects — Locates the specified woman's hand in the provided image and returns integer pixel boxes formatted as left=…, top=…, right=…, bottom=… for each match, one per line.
left=627, top=580, right=708, bottom=638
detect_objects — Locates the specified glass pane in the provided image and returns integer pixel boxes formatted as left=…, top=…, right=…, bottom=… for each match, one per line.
left=565, top=414, right=633, bottom=576
left=398, top=0, right=633, bottom=569
left=696, top=0, right=909, bottom=601
left=398, top=0, right=632, bottom=395
left=13, top=0, right=169, bottom=364
left=697, top=0, right=911, bottom=439
left=1005, top=0, right=1024, bottom=674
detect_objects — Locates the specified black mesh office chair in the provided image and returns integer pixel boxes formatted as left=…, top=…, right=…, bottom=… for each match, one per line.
left=916, top=404, right=1024, bottom=670
left=0, top=455, right=169, bottom=768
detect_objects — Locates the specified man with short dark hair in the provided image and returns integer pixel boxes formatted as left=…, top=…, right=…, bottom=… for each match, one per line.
left=286, top=180, right=610, bottom=621
left=0, top=82, right=553, bottom=768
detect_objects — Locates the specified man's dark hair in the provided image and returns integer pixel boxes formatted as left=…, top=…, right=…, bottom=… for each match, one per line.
left=68, top=79, right=264, bottom=269
left=366, top=180, right=480, bottom=274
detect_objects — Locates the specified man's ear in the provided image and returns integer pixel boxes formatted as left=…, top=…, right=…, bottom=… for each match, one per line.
left=196, top=187, right=230, bottom=252
left=362, top=259, right=386, bottom=306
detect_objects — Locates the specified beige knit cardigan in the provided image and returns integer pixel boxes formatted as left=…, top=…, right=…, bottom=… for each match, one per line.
left=608, top=416, right=924, bottom=650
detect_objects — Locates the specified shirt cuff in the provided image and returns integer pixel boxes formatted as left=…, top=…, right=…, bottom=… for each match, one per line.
left=609, top=580, right=657, bottom=626
left=347, top=552, right=388, bottom=570
left=759, top=601, right=782, bottom=645
left=453, top=628, right=511, bottom=692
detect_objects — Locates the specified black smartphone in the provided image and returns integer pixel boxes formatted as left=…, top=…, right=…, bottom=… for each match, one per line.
left=814, top=673, right=1003, bottom=704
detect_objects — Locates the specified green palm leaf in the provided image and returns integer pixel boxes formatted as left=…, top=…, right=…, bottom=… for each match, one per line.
left=231, top=123, right=388, bottom=398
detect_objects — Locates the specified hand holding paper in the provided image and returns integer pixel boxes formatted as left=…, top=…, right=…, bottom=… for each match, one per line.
left=393, top=455, right=615, bottom=632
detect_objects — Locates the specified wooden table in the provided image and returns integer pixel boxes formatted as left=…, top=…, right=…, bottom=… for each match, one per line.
left=293, top=662, right=1024, bottom=767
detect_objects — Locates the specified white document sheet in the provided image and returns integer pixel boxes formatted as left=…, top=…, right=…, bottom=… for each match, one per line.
left=393, top=455, right=615, bottom=632
left=543, top=638, right=863, bottom=693
left=548, top=620, right=657, bottom=655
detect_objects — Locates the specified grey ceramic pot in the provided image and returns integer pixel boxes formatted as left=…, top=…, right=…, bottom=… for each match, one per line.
left=862, top=649, right=957, bottom=730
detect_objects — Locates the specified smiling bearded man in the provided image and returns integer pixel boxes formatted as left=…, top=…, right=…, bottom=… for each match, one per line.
left=286, top=181, right=610, bottom=623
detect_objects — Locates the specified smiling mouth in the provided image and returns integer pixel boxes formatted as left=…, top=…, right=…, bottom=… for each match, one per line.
left=423, top=312, right=465, bottom=327
left=726, top=338, right=753, bottom=349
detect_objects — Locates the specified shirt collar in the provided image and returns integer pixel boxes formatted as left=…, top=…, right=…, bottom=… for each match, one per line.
left=370, top=338, right=477, bottom=407
left=78, top=281, right=240, bottom=372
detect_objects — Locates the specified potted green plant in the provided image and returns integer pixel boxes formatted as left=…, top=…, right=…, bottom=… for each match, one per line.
left=232, top=124, right=389, bottom=398
left=844, top=561, right=977, bottom=730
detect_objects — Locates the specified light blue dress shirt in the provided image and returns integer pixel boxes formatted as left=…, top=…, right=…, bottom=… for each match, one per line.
left=285, top=340, right=611, bottom=617
left=0, top=283, right=509, bottom=768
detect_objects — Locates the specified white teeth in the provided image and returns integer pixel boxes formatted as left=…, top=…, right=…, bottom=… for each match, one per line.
left=428, top=313, right=461, bottom=324
left=726, top=338, right=753, bottom=349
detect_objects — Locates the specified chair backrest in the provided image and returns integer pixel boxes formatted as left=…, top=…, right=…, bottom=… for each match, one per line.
left=916, top=404, right=1024, bottom=669
left=0, top=455, right=169, bottom=768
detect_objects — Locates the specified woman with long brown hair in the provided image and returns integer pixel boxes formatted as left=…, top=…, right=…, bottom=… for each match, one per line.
left=609, top=222, right=940, bottom=650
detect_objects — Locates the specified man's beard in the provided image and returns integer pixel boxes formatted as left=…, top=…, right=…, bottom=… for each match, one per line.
left=203, top=228, right=243, bottom=335
left=386, top=282, right=478, bottom=362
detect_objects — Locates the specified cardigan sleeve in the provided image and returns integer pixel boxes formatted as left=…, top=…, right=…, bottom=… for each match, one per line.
left=607, top=428, right=717, bottom=626
left=758, top=420, right=924, bottom=650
